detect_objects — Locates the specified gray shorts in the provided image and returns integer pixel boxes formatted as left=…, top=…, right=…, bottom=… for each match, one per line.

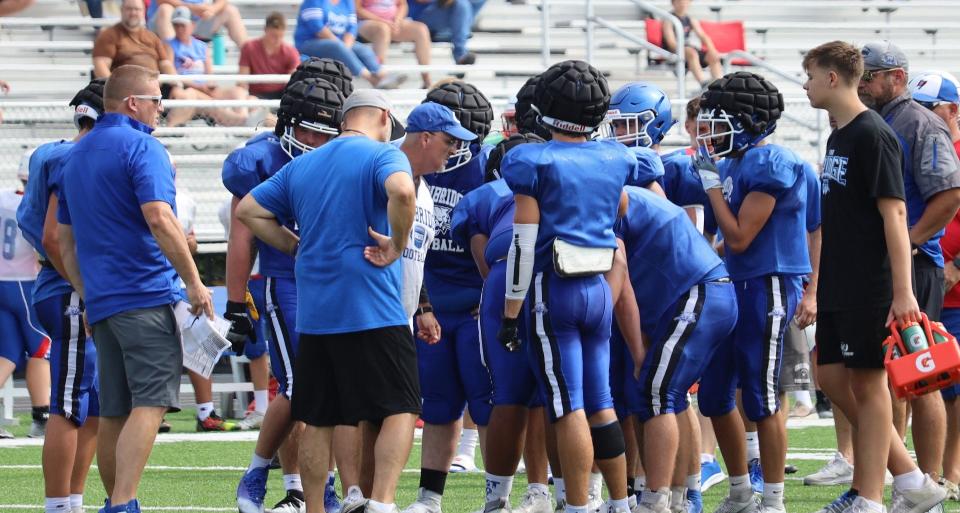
left=93, top=305, right=182, bottom=417
left=779, top=321, right=813, bottom=392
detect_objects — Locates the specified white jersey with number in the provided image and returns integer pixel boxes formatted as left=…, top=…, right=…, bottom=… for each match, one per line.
left=402, top=179, right=435, bottom=318
left=0, top=190, right=40, bottom=281
left=175, top=190, right=197, bottom=289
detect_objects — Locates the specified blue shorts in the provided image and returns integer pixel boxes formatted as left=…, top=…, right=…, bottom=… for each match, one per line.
left=0, top=280, right=49, bottom=367
left=939, top=307, right=960, bottom=400
left=416, top=307, right=493, bottom=426
left=609, top=325, right=641, bottom=420
left=699, top=275, right=801, bottom=422
left=479, top=261, right=541, bottom=408
left=243, top=277, right=268, bottom=360
left=255, top=277, right=299, bottom=399
left=635, top=281, right=737, bottom=422
left=37, top=291, right=99, bottom=425
left=524, top=269, right=614, bottom=422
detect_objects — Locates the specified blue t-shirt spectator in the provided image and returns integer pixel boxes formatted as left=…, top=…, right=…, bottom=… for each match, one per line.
left=295, top=0, right=359, bottom=48
left=56, top=113, right=180, bottom=324
left=168, top=36, right=207, bottom=78
left=250, top=135, right=412, bottom=335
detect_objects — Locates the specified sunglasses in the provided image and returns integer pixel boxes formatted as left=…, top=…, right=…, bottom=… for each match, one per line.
left=432, top=132, right=459, bottom=149
left=860, top=67, right=902, bottom=83
left=124, top=94, right=162, bottom=107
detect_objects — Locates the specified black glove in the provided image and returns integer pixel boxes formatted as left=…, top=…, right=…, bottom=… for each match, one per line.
left=497, top=316, right=521, bottom=352
left=224, top=300, right=253, bottom=354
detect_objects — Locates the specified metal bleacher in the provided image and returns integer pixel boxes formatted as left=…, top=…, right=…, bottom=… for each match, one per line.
left=2, top=0, right=960, bottom=248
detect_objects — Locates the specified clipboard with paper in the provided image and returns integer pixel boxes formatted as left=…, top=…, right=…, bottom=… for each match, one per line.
left=174, top=301, right=232, bottom=378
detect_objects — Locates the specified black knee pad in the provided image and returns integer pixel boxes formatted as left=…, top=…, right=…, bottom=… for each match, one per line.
left=591, top=421, right=625, bottom=460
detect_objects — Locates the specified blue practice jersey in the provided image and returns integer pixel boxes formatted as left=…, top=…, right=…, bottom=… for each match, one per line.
left=16, top=140, right=74, bottom=304
left=627, top=146, right=665, bottom=188
left=502, top=139, right=636, bottom=272
left=450, top=179, right=515, bottom=269
left=616, top=186, right=726, bottom=330
left=717, top=144, right=811, bottom=281
left=422, top=143, right=492, bottom=311
left=801, top=159, right=822, bottom=232
left=221, top=133, right=296, bottom=279
left=660, top=148, right=718, bottom=235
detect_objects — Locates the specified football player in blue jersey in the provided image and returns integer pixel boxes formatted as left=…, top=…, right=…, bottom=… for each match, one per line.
left=16, top=79, right=103, bottom=513
left=401, top=81, right=498, bottom=513
left=692, top=71, right=809, bottom=513
left=449, top=133, right=554, bottom=513
left=227, top=77, right=347, bottom=513
left=615, top=185, right=738, bottom=513
left=497, top=60, right=634, bottom=513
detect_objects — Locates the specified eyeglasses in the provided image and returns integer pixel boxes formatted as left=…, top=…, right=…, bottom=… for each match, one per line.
left=432, top=132, right=459, bottom=149
left=860, top=67, right=903, bottom=83
left=124, top=95, right=162, bottom=107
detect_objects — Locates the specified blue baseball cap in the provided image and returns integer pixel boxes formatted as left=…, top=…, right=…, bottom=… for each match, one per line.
left=909, top=70, right=960, bottom=104
left=405, top=103, right=477, bottom=141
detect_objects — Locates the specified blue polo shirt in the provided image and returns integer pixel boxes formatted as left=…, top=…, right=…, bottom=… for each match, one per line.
left=57, top=113, right=179, bottom=324
left=250, top=135, right=412, bottom=335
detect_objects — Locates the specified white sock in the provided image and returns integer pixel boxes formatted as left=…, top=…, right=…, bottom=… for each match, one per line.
left=347, top=485, right=364, bottom=500
left=457, top=428, right=479, bottom=458
left=790, top=390, right=813, bottom=407
left=283, top=473, right=303, bottom=492
left=859, top=497, right=885, bottom=512
left=45, top=497, right=70, bottom=513
left=893, top=469, right=925, bottom=490
left=641, top=488, right=668, bottom=506
left=254, top=389, right=269, bottom=414
left=686, top=473, right=701, bottom=492
left=197, top=401, right=214, bottom=421
left=486, top=473, right=514, bottom=502
left=248, top=453, right=272, bottom=472
left=610, top=498, right=629, bottom=511
left=700, top=453, right=716, bottom=465
left=589, top=471, right=603, bottom=495
left=745, top=431, right=760, bottom=461
left=729, top=474, right=751, bottom=500
left=367, top=500, right=395, bottom=513
left=761, top=482, right=784, bottom=507
left=554, top=477, right=566, bottom=502
left=327, top=471, right=336, bottom=486
left=634, top=476, right=646, bottom=493
left=564, top=504, right=588, bottom=513
left=69, top=495, right=83, bottom=510
left=670, top=487, right=686, bottom=509
left=529, top=483, right=549, bottom=495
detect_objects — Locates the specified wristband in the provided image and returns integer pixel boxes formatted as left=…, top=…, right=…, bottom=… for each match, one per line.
left=417, top=305, right=433, bottom=316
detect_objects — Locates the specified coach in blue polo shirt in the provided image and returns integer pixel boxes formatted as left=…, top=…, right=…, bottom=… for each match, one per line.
left=237, top=89, right=419, bottom=513
left=56, top=64, right=213, bottom=513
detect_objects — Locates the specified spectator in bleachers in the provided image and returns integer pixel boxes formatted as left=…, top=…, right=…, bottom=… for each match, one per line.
left=238, top=13, right=301, bottom=100
left=93, top=0, right=215, bottom=126
left=168, top=6, right=262, bottom=126
left=148, top=0, right=248, bottom=49
left=407, top=0, right=476, bottom=65
left=0, top=0, right=34, bottom=16
left=295, top=0, right=405, bottom=89
left=0, top=79, right=8, bottom=124
left=661, top=0, right=722, bottom=86
left=357, top=0, right=433, bottom=89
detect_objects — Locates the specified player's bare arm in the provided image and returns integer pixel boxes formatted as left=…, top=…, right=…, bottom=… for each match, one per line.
left=707, top=189, right=775, bottom=254
left=236, top=194, right=299, bottom=257
left=878, top=196, right=921, bottom=326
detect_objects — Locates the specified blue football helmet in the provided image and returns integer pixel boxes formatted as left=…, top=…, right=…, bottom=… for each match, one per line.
left=598, top=82, right=675, bottom=147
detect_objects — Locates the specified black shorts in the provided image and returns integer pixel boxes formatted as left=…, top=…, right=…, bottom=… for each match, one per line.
left=291, top=325, right=421, bottom=427
left=914, top=253, right=944, bottom=321
left=160, top=83, right=174, bottom=100
left=816, top=306, right=890, bottom=369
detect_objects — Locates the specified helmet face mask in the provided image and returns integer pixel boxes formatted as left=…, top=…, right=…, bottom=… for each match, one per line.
left=597, top=108, right=657, bottom=147
left=438, top=140, right=473, bottom=173
left=696, top=107, right=742, bottom=158
left=280, top=119, right=338, bottom=159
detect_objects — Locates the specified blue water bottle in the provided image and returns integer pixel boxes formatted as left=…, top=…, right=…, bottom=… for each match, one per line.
left=212, top=31, right=226, bottom=66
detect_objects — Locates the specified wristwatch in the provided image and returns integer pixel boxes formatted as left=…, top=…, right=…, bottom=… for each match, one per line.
left=417, top=305, right=434, bottom=316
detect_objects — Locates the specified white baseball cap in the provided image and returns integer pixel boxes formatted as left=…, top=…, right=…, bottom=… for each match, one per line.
left=909, top=70, right=960, bottom=105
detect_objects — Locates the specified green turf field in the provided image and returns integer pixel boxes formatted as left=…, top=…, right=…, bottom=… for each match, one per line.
left=0, top=411, right=957, bottom=512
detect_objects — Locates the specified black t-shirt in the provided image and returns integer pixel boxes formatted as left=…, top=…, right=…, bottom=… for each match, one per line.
left=818, top=109, right=905, bottom=312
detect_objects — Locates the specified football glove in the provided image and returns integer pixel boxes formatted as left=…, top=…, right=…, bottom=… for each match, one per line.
left=693, top=144, right=722, bottom=191
left=224, top=300, right=253, bottom=354
left=497, top=316, right=522, bottom=352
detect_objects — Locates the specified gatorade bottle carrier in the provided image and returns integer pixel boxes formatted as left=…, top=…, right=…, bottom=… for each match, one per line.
left=883, top=313, right=960, bottom=400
